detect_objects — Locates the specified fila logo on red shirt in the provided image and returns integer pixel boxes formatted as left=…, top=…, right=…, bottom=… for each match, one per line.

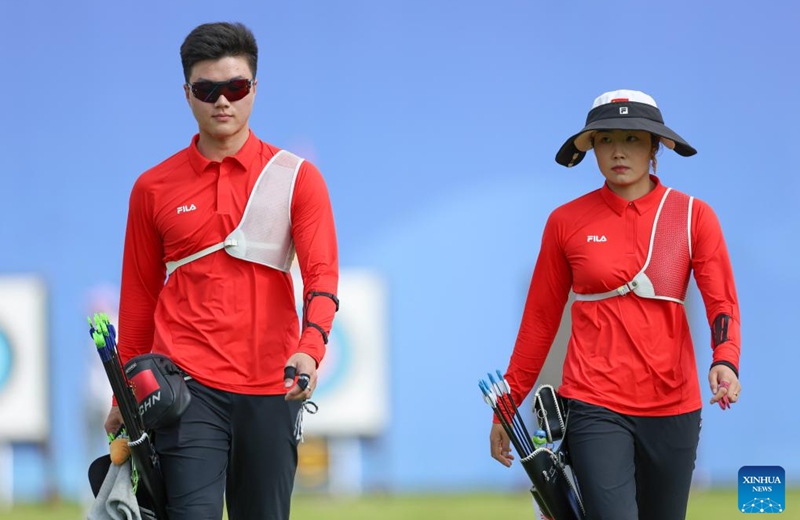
left=587, top=235, right=608, bottom=242
left=177, top=204, right=197, bottom=214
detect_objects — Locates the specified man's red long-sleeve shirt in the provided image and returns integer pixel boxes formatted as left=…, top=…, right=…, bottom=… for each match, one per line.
left=506, top=176, right=740, bottom=416
left=117, top=131, right=338, bottom=395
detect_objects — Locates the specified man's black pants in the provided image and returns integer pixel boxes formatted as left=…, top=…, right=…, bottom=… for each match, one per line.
left=154, top=380, right=301, bottom=520
left=566, top=399, right=702, bottom=520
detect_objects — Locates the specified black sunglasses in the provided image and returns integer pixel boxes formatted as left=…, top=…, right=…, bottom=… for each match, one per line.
left=188, top=78, right=253, bottom=103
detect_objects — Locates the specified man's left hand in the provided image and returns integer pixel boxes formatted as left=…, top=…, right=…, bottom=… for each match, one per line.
left=284, top=352, right=318, bottom=401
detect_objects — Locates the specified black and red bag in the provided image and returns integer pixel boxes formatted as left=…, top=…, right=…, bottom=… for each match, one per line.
left=124, top=353, right=192, bottom=430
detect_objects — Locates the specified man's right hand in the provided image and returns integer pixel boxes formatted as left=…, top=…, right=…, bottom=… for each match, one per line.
left=490, top=422, right=514, bottom=467
left=104, top=406, right=123, bottom=435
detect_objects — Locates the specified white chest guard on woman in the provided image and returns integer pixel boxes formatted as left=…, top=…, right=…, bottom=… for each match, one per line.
left=574, top=188, right=694, bottom=304
left=166, top=150, right=303, bottom=276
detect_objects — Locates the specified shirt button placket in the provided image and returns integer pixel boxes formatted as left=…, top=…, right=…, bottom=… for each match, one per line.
left=626, top=202, right=636, bottom=255
left=217, top=160, right=232, bottom=215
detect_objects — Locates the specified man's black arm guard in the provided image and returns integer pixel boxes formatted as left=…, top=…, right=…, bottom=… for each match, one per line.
left=302, top=291, right=340, bottom=345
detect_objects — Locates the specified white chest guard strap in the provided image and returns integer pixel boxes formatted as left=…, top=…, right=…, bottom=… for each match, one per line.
left=574, top=188, right=694, bottom=304
left=166, top=150, right=303, bottom=275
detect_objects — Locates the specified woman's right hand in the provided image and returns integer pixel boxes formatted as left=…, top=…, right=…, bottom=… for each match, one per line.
left=490, top=422, right=514, bottom=467
left=104, top=406, right=123, bottom=435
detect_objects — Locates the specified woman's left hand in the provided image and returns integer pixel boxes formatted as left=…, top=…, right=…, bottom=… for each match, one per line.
left=708, top=365, right=741, bottom=409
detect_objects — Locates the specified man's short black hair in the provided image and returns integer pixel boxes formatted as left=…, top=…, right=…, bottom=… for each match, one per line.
left=180, top=22, right=258, bottom=82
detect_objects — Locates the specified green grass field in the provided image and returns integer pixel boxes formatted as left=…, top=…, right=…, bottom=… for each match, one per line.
left=2, top=490, right=798, bottom=519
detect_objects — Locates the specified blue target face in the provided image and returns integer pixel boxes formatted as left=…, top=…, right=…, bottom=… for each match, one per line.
left=0, top=329, right=11, bottom=393
left=315, top=324, right=351, bottom=398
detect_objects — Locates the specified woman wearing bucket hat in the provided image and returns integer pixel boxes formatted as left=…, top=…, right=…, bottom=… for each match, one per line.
left=490, top=90, right=742, bottom=519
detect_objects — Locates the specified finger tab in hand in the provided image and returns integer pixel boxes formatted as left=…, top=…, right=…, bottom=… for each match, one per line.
left=297, top=374, right=311, bottom=390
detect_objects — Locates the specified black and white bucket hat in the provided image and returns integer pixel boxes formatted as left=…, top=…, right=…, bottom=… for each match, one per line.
left=555, top=89, right=697, bottom=167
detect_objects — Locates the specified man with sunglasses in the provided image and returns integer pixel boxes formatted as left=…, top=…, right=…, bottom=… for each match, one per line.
left=104, top=21, right=339, bottom=520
